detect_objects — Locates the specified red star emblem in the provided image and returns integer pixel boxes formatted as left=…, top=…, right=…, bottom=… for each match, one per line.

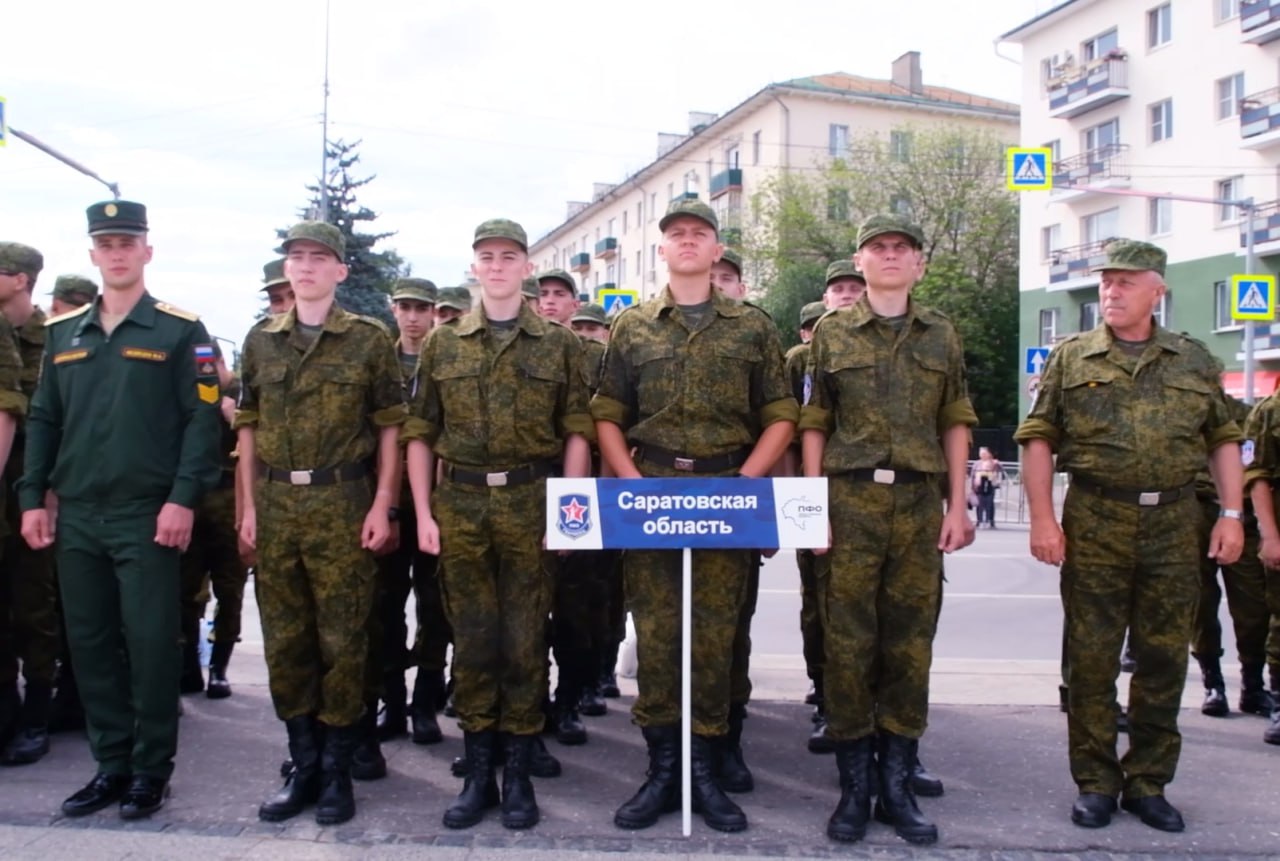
left=561, top=497, right=587, bottom=524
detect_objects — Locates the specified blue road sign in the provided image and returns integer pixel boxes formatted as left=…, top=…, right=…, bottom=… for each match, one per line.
left=1025, top=347, right=1050, bottom=375
left=598, top=288, right=638, bottom=316
left=1231, top=274, right=1275, bottom=321
left=1006, top=147, right=1052, bottom=191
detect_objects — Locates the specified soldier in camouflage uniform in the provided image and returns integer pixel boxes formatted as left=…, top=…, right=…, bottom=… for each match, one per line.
left=435, top=286, right=471, bottom=327
left=1016, top=239, right=1244, bottom=833
left=236, top=221, right=406, bottom=827
left=0, top=243, right=46, bottom=763
left=260, top=259, right=294, bottom=315
left=592, top=198, right=797, bottom=834
left=800, top=216, right=975, bottom=846
left=48, top=275, right=97, bottom=316
left=403, top=219, right=592, bottom=831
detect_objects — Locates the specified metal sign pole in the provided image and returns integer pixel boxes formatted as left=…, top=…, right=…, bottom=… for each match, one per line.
left=1244, top=199, right=1258, bottom=403
left=681, top=546, right=692, bottom=837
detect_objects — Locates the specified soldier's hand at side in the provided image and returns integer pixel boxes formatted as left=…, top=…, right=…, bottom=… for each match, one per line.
left=375, top=521, right=400, bottom=557
left=417, top=512, right=440, bottom=555
left=21, top=509, right=54, bottom=550
left=237, top=534, right=256, bottom=566
left=362, top=506, right=391, bottom=552
left=1029, top=516, right=1066, bottom=566
left=1209, top=517, right=1245, bottom=566
left=938, top=508, right=972, bottom=553
left=1259, top=534, right=1280, bottom=569
left=155, top=503, right=195, bottom=551
left=240, top=508, right=257, bottom=550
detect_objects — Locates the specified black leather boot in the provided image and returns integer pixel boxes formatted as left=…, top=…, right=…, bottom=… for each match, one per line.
left=1240, top=663, right=1275, bottom=716
left=691, top=734, right=747, bottom=832
left=409, top=670, right=443, bottom=745
left=910, top=743, right=944, bottom=797
left=614, top=724, right=680, bottom=829
left=827, top=736, right=873, bottom=842
left=351, top=701, right=387, bottom=781
left=806, top=673, right=824, bottom=707
left=315, top=723, right=358, bottom=825
left=874, top=731, right=937, bottom=845
left=554, top=658, right=588, bottom=745
left=1198, top=654, right=1228, bottom=716
left=809, top=707, right=835, bottom=754
left=259, top=716, right=322, bottom=822
left=579, top=650, right=607, bottom=716
left=206, top=640, right=234, bottom=700
left=377, top=671, right=408, bottom=741
left=529, top=735, right=562, bottom=777
left=501, top=733, right=540, bottom=829
left=599, top=649, right=621, bottom=698
left=2, top=681, right=51, bottom=765
left=716, top=702, right=753, bottom=792
left=179, top=633, right=204, bottom=694
left=443, top=730, right=499, bottom=829
left=1265, top=703, right=1280, bottom=745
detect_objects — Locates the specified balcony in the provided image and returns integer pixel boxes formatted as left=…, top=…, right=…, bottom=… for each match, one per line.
left=1046, top=56, right=1130, bottom=119
left=569, top=252, right=590, bottom=273
left=595, top=282, right=617, bottom=296
left=710, top=168, right=743, bottom=199
left=1240, top=88, right=1280, bottom=150
left=1242, top=0, right=1280, bottom=44
left=1050, top=144, right=1130, bottom=203
left=1235, top=323, right=1280, bottom=363
left=1239, top=198, right=1280, bottom=257
left=594, top=237, right=618, bottom=259
left=1047, top=240, right=1110, bottom=292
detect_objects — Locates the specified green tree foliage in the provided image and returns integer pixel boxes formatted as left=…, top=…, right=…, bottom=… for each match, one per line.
left=746, top=125, right=1019, bottom=426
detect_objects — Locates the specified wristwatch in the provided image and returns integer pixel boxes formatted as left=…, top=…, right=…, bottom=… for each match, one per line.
left=1219, top=509, right=1243, bottom=521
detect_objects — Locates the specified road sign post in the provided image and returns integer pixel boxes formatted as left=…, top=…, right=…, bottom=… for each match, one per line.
left=1006, top=147, right=1053, bottom=192
left=546, top=476, right=828, bottom=836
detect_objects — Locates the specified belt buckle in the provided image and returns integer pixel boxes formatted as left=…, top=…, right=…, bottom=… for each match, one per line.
left=288, top=470, right=312, bottom=486
left=1138, top=491, right=1161, bottom=506
left=674, top=457, right=695, bottom=472
left=873, top=468, right=895, bottom=485
left=486, top=472, right=509, bottom=488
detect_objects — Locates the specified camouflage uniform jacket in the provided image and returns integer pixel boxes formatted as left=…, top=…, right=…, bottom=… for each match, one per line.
left=798, top=296, right=977, bottom=474
left=591, top=285, right=797, bottom=456
left=234, top=303, right=406, bottom=469
left=1015, top=324, right=1241, bottom=490
left=580, top=335, right=607, bottom=395
left=8, top=307, right=45, bottom=401
left=401, top=302, right=594, bottom=469
left=1243, top=393, right=1280, bottom=489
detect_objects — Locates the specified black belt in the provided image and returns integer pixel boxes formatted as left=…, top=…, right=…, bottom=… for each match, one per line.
left=1072, top=476, right=1194, bottom=507
left=843, top=467, right=930, bottom=485
left=445, top=460, right=554, bottom=488
left=637, top=445, right=751, bottom=474
left=261, top=462, right=368, bottom=486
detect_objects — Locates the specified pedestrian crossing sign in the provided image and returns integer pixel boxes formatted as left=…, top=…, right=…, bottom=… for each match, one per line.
left=597, top=288, right=638, bottom=317
left=1006, top=147, right=1052, bottom=191
left=1231, top=274, right=1276, bottom=321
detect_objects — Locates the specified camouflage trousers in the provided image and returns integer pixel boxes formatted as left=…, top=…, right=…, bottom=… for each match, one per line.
left=373, top=503, right=450, bottom=695
left=729, top=556, right=761, bottom=707
left=434, top=477, right=552, bottom=735
left=1061, top=486, right=1198, bottom=798
left=255, top=479, right=376, bottom=727
left=797, top=549, right=827, bottom=681
left=1191, top=499, right=1274, bottom=670
left=823, top=476, right=943, bottom=742
left=179, top=485, right=248, bottom=652
left=0, top=480, right=59, bottom=687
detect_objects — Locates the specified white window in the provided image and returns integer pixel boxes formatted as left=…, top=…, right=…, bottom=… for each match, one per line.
left=1215, top=280, right=1241, bottom=329
left=666, top=182, right=674, bottom=201
left=1041, top=224, right=1062, bottom=261
left=606, top=263, right=616, bottom=283
left=1216, top=0, right=1240, bottom=24
left=890, top=130, right=912, bottom=163
left=725, top=144, right=740, bottom=169
left=649, top=244, right=656, bottom=269
left=1040, top=308, right=1061, bottom=345
left=1153, top=292, right=1171, bottom=328
left=638, top=201, right=644, bottom=225
left=1217, top=73, right=1245, bottom=120
left=829, top=124, right=849, bottom=157
left=621, top=211, right=628, bottom=234
left=1218, top=176, right=1245, bottom=222
left=1043, top=139, right=1061, bottom=163
left=1149, top=197, right=1172, bottom=235
left=1150, top=99, right=1173, bottom=142
left=1040, top=55, right=1058, bottom=84
left=752, top=131, right=761, bottom=165
left=1082, top=207, right=1120, bottom=245
left=1147, top=3, right=1171, bottom=48
left=618, top=259, right=625, bottom=286
left=1080, top=301, right=1100, bottom=332
left=1083, top=118, right=1120, bottom=154
left=607, top=217, right=615, bottom=238
left=635, top=250, right=642, bottom=279
left=1083, top=28, right=1119, bottom=61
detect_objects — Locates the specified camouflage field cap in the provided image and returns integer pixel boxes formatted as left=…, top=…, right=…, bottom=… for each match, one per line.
left=436, top=286, right=473, bottom=312
left=800, top=301, right=827, bottom=328
left=537, top=268, right=576, bottom=292
left=571, top=303, right=608, bottom=326
left=392, top=278, right=438, bottom=303
left=1091, top=238, right=1167, bottom=277
left=718, top=247, right=743, bottom=276
left=260, top=258, right=290, bottom=291
left=659, top=197, right=719, bottom=233
left=282, top=221, right=345, bottom=259
left=87, top=200, right=148, bottom=236
left=521, top=277, right=540, bottom=299
left=0, top=242, right=44, bottom=278
left=825, top=259, right=865, bottom=285
left=856, top=214, right=924, bottom=250
left=51, top=274, right=98, bottom=304
left=473, top=218, right=528, bottom=252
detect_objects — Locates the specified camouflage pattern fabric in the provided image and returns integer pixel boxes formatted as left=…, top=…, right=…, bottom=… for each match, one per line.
left=729, top=557, right=760, bottom=707
left=179, top=486, right=247, bottom=650
left=580, top=336, right=606, bottom=393
left=1191, top=498, right=1270, bottom=667
left=797, top=549, right=826, bottom=680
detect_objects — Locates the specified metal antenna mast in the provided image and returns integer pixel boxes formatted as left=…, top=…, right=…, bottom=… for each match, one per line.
left=318, top=0, right=332, bottom=222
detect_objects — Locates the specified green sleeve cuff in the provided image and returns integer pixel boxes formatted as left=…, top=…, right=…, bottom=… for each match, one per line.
left=759, top=397, right=799, bottom=429
left=1206, top=421, right=1244, bottom=451
left=231, top=409, right=259, bottom=430
left=372, top=403, right=409, bottom=428
left=1245, top=467, right=1273, bottom=488
left=399, top=416, right=429, bottom=445
left=797, top=405, right=831, bottom=435
left=0, top=390, right=28, bottom=417
left=561, top=412, right=597, bottom=443
left=18, top=486, right=44, bottom=512
left=937, top=398, right=978, bottom=433
left=590, top=395, right=629, bottom=428
left=167, top=477, right=202, bottom=509
left=1013, top=418, right=1061, bottom=448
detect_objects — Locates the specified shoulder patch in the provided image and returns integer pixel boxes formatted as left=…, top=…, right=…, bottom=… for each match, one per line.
left=155, top=301, right=199, bottom=322
left=44, top=304, right=92, bottom=327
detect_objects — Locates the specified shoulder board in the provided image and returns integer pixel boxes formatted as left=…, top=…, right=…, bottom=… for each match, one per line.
left=44, top=304, right=92, bottom=327
left=741, top=300, right=774, bottom=321
left=155, top=301, right=199, bottom=322
left=351, top=314, right=391, bottom=335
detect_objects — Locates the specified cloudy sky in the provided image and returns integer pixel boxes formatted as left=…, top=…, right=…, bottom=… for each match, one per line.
left=2, top=0, right=1049, bottom=348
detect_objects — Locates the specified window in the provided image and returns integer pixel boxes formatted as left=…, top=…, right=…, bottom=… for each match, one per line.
left=890, top=130, right=912, bottom=163
left=635, top=250, right=642, bottom=279
left=1218, top=176, right=1244, bottom=222
left=1153, top=291, right=1171, bottom=328
left=1150, top=99, right=1173, bottom=142
left=752, top=131, right=761, bottom=165
left=1147, top=4, right=1171, bottom=48
left=1216, top=0, right=1240, bottom=24
left=606, top=263, right=616, bottom=283
left=1083, top=28, right=1119, bottom=61
left=618, top=259, right=625, bottom=286
left=1041, top=224, right=1062, bottom=261
left=1040, top=55, right=1058, bottom=84
left=827, top=189, right=850, bottom=222
left=1043, top=139, right=1061, bottom=163
left=594, top=272, right=600, bottom=288
left=1040, top=308, right=1061, bottom=345
left=1082, top=207, right=1120, bottom=245
left=829, top=124, right=849, bottom=157
left=1149, top=197, right=1172, bottom=235
left=649, top=244, right=656, bottom=269
left=621, top=210, right=628, bottom=234
left=666, top=182, right=674, bottom=201
left=1080, top=301, right=1100, bottom=332
left=638, top=201, right=644, bottom=225
left=607, top=217, right=615, bottom=237
left=1215, top=280, right=1241, bottom=329
left=1083, top=118, right=1120, bottom=154
left=725, top=144, right=739, bottom=169
left=1217, top=73, right=1245, bottom=120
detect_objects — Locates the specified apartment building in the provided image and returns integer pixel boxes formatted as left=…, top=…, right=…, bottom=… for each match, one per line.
left=1001, top=0, right=1280, bottom=412
left=528, top=52, right=1017, bottom=304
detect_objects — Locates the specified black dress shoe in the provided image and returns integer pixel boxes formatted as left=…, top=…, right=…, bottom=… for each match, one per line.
left=119, top=775, right=170, bottom=820
left=61, top=772, right=132, bottom=817
left=1121, top=794, right=1184, bottom=832
left=1070, top=792, right=1117, bottom=828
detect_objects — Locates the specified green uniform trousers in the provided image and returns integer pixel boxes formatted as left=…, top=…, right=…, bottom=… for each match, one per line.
left=823, top=477, right=943, bottom=741
left=57, top=507, right=181, bottom=779
left=729, top=555, right=760, bottom=707
left=373, top=503, right=450, bottom=690
left=1061, top=487, right=1198, bottom=798
left=1191, top=498, right=1272, bottom=668
left=179, top=485, right=248, bottom=651
left=552, top=549, right=617, bottom=686
left=797, top=549, right=826, bottom=682
left=255, top=479, right=375, bottom=727
left=435, top=477, right=552, bottom=735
